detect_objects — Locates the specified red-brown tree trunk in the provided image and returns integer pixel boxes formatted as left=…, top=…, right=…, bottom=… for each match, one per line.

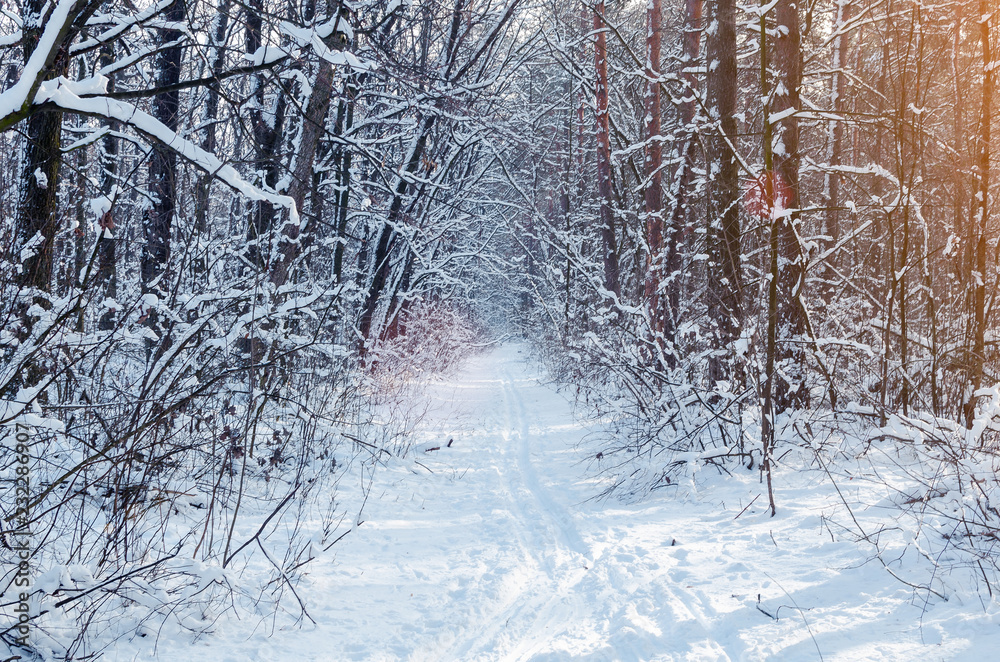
left=823, top=0, right=852, bottom=273
left=967, top=0, right=993, bottom=428
left=594, top=0, right=620, bottom=298
left=644, top=0, right=664, bottom=340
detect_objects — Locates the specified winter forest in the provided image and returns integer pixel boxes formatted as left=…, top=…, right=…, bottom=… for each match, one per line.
left=6, top=0, right=1000, bottom=658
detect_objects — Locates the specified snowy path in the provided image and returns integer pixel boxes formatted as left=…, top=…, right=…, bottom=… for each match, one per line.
left=175, top=344, right=1000, bottom=661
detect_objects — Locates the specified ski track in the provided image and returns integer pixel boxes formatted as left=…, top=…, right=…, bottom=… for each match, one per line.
left=430, top=348, right=732, bottom=662
left=157, top=344, right=1000, bottom=662
left=444, top=367, right=591, bottom=660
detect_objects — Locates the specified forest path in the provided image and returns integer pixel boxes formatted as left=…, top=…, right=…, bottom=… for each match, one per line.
left=304, top=343, right=738, bottom=661
left=183, top=344, right=995, bottom=661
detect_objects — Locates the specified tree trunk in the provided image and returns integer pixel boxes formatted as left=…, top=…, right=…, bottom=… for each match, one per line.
left=662, top=0, right=702, bottom=363
left=563, top=72, right=573, bottom=332
left=593, top=0, right=620, bottom=298
left=272, top=1, right=348, bottom=286
left=771, top=0, right=807, bottom=412
left=245, top=0, right=287, bottom=271
left=967, top=0, right=992, bottom=428
left=706, top=0, right=741, bottom=384
left=16, top=0, right=69, bottom=294
left=823, top=0, right=851, bottom=283
left=359, top=118, right=434, bottom=342
left=140, top=0, right=185, bottom=343
left=96, top=43, right=118, bottom=331
left=193, top=0, right=230, bottom=238
left=333, top=74, right=361, bottom=283
left=644, top=0, right=665, bottom=347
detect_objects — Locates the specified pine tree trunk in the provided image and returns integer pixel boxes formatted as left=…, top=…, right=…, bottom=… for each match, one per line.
left=662, top=0, right=702, bottom=363
left=967, top=1, right=992, bottom=429
left=823, top=0, right=851, bottom=284
left=706, top=0, right=741, bottom=384
left=644, top=0, right=665, bottom=347
left=771, top=0, right=807, bottom=412
left=593, top=0, right=620, bottom=298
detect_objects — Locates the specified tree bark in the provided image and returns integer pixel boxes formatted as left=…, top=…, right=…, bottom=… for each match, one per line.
left=16, top=0, right=70, bottom=294
left=967, top=0, right=992, bottom=428
left=140, top=0, right=185, bottom=335
left=706, top=0, right=741, bottom=384
left=644, top=0, right=665, bottom=346
left=96, top=43, right=118, bottom=331
left=272, top=3, right=350, bottom=286
left=771, top=0, right=807, bottom=412
left=662, top=0, right=702, bottom=363
left=332, top=74, right=362, bottom=283
left=245, top=0, right=287, bottom=272
left=822, top=0, right=851, bottom=281
left=193, top=0, right=230, bottom=238
left=359, top=117, right=434, bottom=341
left=594, top=0, right=621, bottom=298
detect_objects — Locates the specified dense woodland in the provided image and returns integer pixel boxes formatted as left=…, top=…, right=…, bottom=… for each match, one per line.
left=4, top=0, right=1000, bottom=656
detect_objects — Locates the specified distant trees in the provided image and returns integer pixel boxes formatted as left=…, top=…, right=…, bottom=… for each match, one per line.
left=502, top=0, right=1000, bottom=497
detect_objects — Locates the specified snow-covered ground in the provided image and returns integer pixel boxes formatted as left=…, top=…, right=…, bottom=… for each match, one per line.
left=146, top=344, right=1000, bottom=661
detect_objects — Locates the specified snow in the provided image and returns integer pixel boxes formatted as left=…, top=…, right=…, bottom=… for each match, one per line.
left=72, top=0, right=174, bottom=55
left=124, top=345, right=1000, bottom=661
left=0, top=29, right=21, bottom=48
left=748, top=0, right=781, bottom=16
left=386, top=0, right=412, bottom=13
left=245, top=45, right=290, bottom=67
left=89, top=194, right=112, bottom=217
left=315, top=13, right=355, bottom=43
left=0, top=0, right=78, bottom=125
left=18, top=230, right=45, bottom=263
left=33, top=74, right=301, bottom=228
left=768, top=107, right=797, bottom=124
left=280, top=22, right=374, bottom=71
